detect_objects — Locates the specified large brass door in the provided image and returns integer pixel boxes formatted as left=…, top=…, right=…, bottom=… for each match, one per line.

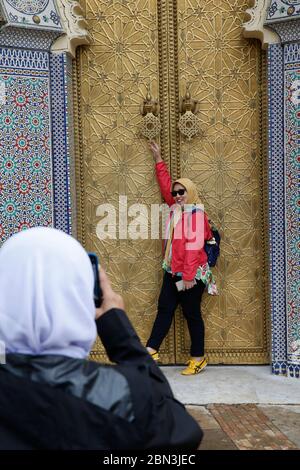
left=75, top=0, right=269, bottom=364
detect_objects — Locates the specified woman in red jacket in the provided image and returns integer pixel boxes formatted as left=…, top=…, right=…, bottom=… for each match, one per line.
left=146, top=142, right=217, bottom=375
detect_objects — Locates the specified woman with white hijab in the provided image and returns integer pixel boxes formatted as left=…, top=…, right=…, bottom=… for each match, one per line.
left=0, top=227, right=202, bottom=450
left=0, top=227, right=97, bottom=359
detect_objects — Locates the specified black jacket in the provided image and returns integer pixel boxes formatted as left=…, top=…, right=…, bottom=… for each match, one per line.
left=0, top=309, right=202, bottom=450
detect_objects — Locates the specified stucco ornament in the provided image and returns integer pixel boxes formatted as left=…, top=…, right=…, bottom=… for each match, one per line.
left=243, top=0, right=280, bottom=49
left=51, top=0, right=90, bottom=57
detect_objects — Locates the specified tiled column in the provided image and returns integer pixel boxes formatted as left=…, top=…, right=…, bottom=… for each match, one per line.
left=267, top=44, right=288, bottom=376
left=265, top=3, right=300, bottom=378
left=49, top=52, right=75, bottom=234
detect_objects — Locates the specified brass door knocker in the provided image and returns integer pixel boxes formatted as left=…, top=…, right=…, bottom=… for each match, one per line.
left=178, top=88, right=200, bottom=140
left=140, top=90, right=161, bottom=140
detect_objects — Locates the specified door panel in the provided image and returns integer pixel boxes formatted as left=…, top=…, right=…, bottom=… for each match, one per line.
left=76, top=0, right=269, bottom=364
left=175, top=0, right=269, bottom=363
left=77, top=0, right=176, bottom=362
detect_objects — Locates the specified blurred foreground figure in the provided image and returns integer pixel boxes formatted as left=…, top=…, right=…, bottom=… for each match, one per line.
left=0, top=227, right=202, bottom=450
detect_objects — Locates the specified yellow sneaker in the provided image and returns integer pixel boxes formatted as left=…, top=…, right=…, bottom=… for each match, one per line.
left=181, top=357, right=207, bottom=375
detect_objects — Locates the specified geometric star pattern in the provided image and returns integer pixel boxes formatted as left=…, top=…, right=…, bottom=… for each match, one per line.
left=79, top=0, right=268, bottom=364
left=79, top=0, right=165, bottom=361
left=176, top=0, right=269, bottom=363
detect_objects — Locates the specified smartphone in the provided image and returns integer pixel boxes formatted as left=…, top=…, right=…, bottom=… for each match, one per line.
left=175, top=279, right=184, bottom=291
left=88, top=252, right=103, bottom=308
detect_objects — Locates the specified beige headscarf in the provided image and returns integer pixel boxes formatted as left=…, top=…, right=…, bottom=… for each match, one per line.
left=172, top=178, right=202, bottom=205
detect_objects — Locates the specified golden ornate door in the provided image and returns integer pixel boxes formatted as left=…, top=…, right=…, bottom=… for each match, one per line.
left=75, top=0, right=269, bottom=364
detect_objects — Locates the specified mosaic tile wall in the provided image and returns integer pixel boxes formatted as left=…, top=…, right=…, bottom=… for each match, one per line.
left=268, top=44, right=288, bottom=377
left=0, top=47, right=53, bottom=242
left=65, top=54, right=77, bottom=236
left=268, top=39, right=300, bottom=379
left=284, top=43, right=300, bottom=378
left=266, top=0, right=300, bottom=22
left=0, top=3, right=73, bottom=243
left=0, top=26, right=58, bottom=49
left=49, top=52, right=73, bottom=234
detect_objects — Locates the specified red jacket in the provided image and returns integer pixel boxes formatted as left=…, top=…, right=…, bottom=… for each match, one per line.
left=156, top=161, right=212, bottom=281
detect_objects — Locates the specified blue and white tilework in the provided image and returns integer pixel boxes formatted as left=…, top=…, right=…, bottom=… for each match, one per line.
left=0, top=27, right=59, bottom=50
left=268, top=44, right=288, bottom=376
left=65, top=54, right=77, bottom=236
left=0, top=0, right=62, bottom=31
left=49, top=52, right=73, bottom=234
left=270, top=19, right=300, bottom=43
left=266, top=1, right=300, bottom=22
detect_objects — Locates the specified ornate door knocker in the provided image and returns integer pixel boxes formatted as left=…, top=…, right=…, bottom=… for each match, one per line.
left=140, top=90, right=161, bottom=140
left=178, top=89, right=200, bottom=140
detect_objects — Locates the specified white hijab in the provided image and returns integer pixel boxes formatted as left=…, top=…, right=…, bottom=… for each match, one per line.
left=0, top=227, right=97, bottom=359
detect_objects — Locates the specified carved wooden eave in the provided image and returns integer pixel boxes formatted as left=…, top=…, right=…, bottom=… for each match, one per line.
left=51, top=0, right=91, bottom=58
left=243, top=0, right=280, bottom=49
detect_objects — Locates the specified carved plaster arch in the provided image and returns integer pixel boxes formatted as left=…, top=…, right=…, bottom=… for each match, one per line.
left=243, top=0, right=280, bottom=49
left=51, top=0, right=90, bottom=57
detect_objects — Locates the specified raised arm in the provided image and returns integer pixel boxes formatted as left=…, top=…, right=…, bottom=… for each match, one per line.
left=149, top=141, right=174, bottom=207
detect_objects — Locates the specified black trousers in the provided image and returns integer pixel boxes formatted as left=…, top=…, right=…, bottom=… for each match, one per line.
left=146, top=272, right=206, bottom=357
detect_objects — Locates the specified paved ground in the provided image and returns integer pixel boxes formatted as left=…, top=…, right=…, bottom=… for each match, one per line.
left=187, top=405, right=300, bottom=450
left=160, top=366, right=300, bottom=451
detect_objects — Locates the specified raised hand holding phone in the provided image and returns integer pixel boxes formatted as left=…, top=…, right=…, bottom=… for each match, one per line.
left=95, top=269, right=124, bottom=319
left=88, top=252, right=103, bottom=308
